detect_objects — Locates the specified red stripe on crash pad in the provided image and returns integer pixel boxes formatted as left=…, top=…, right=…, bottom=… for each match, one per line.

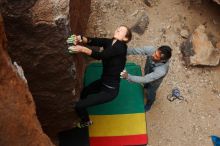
left=90, top=134, right=148, bottom=146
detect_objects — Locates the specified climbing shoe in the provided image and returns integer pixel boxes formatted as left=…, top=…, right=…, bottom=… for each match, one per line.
left=76, top=120, right=93, bottom=128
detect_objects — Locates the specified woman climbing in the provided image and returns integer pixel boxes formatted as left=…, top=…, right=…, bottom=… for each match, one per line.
left=67, top=25, right=132, bottom=128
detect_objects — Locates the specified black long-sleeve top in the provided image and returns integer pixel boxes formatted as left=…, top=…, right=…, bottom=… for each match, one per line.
left=87, top=38, right=127, bottom=88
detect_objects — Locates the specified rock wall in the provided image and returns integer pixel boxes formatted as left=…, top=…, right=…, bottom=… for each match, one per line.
left=0, top=14, right=54, bottom=146
left=69, top=0, right=92, bottom=95
left=70, top=0, right=91, bottom=34
left=1, top=0, right=91, bottom=138
left=213, top=0, right=220, bottom=4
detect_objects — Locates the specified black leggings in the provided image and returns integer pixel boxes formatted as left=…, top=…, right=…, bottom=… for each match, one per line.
left=75, top=79, right=119, bottom=121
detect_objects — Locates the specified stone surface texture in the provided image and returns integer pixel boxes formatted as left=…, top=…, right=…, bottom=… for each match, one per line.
left=181, top=25, right=220, bottom=66
left=0, top=14, right=54, bottom=146
left=1, top=0, right=91, bottom=138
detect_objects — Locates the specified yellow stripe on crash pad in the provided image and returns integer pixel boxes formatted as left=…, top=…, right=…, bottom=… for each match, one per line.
left=89, top=113, right=147, bottom=137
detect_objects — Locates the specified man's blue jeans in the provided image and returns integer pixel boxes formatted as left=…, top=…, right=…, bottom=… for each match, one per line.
left=144, top=82, right=161, bottom=111
left=145, top=85, right=156, bottom=106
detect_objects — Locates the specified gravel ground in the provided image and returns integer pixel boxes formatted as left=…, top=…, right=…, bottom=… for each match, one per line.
left=86, top=0, right=220, bottom=145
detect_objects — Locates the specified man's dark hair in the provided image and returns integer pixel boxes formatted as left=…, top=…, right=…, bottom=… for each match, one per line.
left=158, top=45, right=172, bottom=60
left=121, top=25, right=132, bottom=43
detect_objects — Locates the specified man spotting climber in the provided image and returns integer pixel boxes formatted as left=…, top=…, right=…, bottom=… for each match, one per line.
left=121, top=45, right=172, bottom=111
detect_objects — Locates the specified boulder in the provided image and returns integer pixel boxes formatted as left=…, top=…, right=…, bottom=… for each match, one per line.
left=1, top=0, right=91, bottom=138
left=181, top=25, right=220, bottom=66
left=0, top=14, right=54, bottom=146
left=131, top=11, right=149, bottom=35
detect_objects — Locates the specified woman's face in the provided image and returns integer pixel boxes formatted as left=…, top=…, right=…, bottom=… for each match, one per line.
left=113, top=26, right=128, bottom=42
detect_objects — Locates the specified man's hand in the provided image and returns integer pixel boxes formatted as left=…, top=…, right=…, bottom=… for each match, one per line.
left=120, top=69, right=128, bottom=79
left=66, top=35, right=82, bottom=45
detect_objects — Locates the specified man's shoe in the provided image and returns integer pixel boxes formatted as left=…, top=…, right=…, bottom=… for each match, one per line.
left=76, top=120, right=93, bottom=128
left=144, top=104, right=152, bottom=112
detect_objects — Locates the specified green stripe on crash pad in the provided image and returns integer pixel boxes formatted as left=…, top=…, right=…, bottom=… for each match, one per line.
left=84, top=62, right=141, bottom=86
left=84, top=62, right=142, bottom=86
left=84, top=62, right=145, bottom=115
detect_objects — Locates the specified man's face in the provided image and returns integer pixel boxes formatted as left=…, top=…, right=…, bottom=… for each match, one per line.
left=152, top=49, right=163, bottom=62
